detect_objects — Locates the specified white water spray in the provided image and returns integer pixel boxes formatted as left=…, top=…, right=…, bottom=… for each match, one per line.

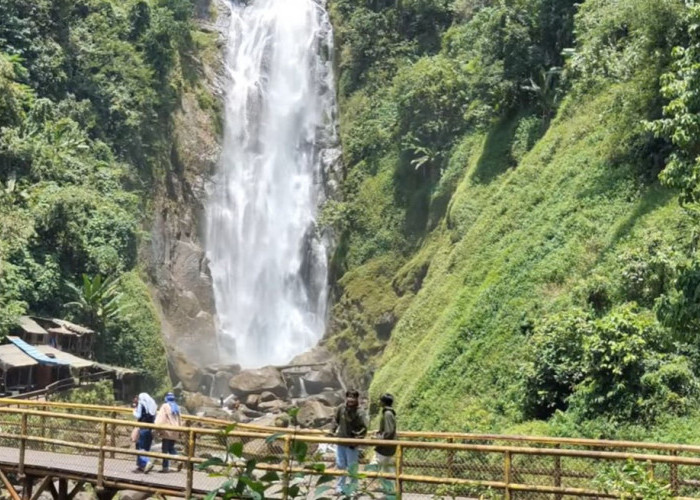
left=205, top=0, right=336, bottom=368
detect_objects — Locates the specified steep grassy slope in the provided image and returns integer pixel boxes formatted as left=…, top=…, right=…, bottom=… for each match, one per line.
left=371, top=83, right=691, bottom=432
left=327, top=0, right=700, bottom=436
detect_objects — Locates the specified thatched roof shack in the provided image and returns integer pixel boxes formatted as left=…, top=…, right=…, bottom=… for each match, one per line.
left=0, top=343, right=38, bottom=394
left=0, top=337, right=141, bottom=399
left=13, top=316, right=49, bottom=345
left=14, top=317, right=96, bottom=359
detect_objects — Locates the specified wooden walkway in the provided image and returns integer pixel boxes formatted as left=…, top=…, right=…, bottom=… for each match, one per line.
left=0, top=446, right=221, bottom=496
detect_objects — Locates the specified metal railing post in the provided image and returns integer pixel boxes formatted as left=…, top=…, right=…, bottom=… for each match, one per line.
left=185, top=428, right=196, bottom=499
left=282, top=435, right=291, bottom=500
left=395, top=443, right=403, bottom=500
left=97, top=421, right=107, bottom=489
left=504, top=450, right=512, bottom=500
left=18, top=412, right=27, bottom=477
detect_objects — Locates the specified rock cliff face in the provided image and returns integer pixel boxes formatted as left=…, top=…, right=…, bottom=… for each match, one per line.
left=145, top=0, right=229, bottom=388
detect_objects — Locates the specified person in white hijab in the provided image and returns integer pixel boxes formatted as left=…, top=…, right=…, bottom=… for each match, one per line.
left=133, top=392, right=157, bottom=473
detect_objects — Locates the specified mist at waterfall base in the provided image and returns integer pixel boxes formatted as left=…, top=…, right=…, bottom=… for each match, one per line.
left=205, top=0, right=337, bottom=369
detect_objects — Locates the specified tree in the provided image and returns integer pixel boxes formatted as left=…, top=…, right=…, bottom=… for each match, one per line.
left=63, top=274, right=125, bottom=332
left=646, top=4, right=700, bottom=204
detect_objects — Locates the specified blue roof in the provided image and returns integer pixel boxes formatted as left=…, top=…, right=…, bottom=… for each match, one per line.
left=7, top=336, right=69, bottom=366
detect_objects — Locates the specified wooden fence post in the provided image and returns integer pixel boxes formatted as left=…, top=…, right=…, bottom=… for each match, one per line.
left=447, top=438, right=455, bottom=478
left=671, top=450, right=679, bottom=496
left=18, top=413, right=27, bottom=477
left=39, top=405, right=46, bottom=451
left=395, top=444, right=403, bottom=500
left=109, top=412, right=116, bottom=459
left=185, top=429, right=196, bottom=499
left=553, top=444, right=562, bottom=500
left=504, top=451, right=512, bottom=500
left=282, top=435, right=291, bottom=500
left=97, top=421, right=107, bottom=489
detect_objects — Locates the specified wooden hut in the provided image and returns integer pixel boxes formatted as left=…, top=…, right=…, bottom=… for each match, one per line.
left=12, top=316, right=49, bottom=345
left=30, top=317, right=95, bottom=358
left=0, top=344, right=38, bottom=395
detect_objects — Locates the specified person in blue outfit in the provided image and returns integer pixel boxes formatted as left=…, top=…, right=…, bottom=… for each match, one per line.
left=133, top=392, right=157, bottom=473
left=155, top=392, right=183, bottom=472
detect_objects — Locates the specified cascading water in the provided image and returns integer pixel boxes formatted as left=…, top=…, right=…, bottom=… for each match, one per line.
left=205, top=0, right=337, bottom=368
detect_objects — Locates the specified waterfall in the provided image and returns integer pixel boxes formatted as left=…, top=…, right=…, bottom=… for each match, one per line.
left=205, top=0, right=336, bottom=368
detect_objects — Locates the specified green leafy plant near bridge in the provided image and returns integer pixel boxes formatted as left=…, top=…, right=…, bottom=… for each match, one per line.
left=595, top=459, right=673, bottom=500
left=201, top=421, right=396, bottom=500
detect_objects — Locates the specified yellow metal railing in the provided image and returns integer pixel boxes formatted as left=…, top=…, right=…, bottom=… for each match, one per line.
left=3, top=400, right=700, bottom=498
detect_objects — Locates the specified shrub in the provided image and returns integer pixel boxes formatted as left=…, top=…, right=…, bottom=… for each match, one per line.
left=523, top=309, right=591, bottom=419
left=569, top=304, right=689, bottom=421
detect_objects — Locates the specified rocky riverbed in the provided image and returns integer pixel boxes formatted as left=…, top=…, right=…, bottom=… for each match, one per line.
left=175, top=347, right=346, bottom=430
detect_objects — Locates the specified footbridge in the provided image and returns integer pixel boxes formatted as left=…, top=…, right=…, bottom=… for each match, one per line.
left=0, top=399, right=699, bottom=499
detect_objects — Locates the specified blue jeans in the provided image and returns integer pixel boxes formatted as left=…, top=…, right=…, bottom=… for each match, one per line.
left=162, top=439, right=177, bottom=470
left=336, top=445, right=360, bottom=493
left=136, top=429, right=152, bottom=469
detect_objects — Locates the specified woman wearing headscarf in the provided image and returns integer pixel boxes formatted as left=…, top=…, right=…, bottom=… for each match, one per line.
left=132, top=392, right=157, bottom=473
left=155, top=392, right=183, bottom=472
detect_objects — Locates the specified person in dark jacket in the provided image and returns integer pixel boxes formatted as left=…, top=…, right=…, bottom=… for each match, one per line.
left=332, top=389, right=367, bottom=494
left=373, top=393, right=397, bottom=472
left=133, top=392, right=157, bottom=473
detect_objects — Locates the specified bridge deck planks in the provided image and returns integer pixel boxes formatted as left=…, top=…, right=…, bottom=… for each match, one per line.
left=0, top=446, right=221, bottom=495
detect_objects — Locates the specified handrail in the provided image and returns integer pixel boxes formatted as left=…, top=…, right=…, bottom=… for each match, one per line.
left=0, top=405, right=699, bottom=498
left=4, top=398, right=700, bottom=456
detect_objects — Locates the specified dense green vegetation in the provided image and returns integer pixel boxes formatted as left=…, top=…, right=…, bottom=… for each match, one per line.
left=327, top=0, right=700, bottom=438
left=0, top=0, right=214, bottom=391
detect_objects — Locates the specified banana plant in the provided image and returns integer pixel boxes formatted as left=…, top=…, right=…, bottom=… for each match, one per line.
left=63, top=274, right=125, bottom=331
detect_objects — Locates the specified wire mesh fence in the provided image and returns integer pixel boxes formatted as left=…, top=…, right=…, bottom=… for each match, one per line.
left=4, top=401, right=700, bottom=498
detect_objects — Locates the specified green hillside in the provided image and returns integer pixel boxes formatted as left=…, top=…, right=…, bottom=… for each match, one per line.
left=327, top=0, right=700, bottom=438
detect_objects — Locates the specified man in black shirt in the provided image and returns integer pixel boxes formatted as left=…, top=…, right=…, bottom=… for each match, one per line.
left=331, top=389, right=367, bottom=494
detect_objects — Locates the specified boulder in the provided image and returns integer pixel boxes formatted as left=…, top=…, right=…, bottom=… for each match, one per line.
left=170, top=350, right=203, bottom=392
left=259, top=391, right=277, bottom=403
left=296, top=400, right=335, bottom=428
left=229, top=366, right=287, bottom=398
left=302, top=366, right=340, bottom=395
left=258, top=399, right=288, bottom=414
left=239, top=405, right=264, bottom=419
left=289, top=346, right=332, bottom=366
left=250, top=413, right=280, bottom=427
left=243, top=438, right=283, bottom=458
left=206, top=363, right=242, bottom=375
left=234, top=412, right=252, bottom=424
left=245, top=393, right=261, bottom=410
left=310, top=390, right=344, bottom=407
left=183, top=391, right=218, bottom=414
left=200, top=407, right=235, bottom=421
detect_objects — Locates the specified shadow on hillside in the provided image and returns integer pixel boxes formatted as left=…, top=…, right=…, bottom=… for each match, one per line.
left=471, top=115, right=520, bottom=184
left=604, top=184, right=674, bottom=255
